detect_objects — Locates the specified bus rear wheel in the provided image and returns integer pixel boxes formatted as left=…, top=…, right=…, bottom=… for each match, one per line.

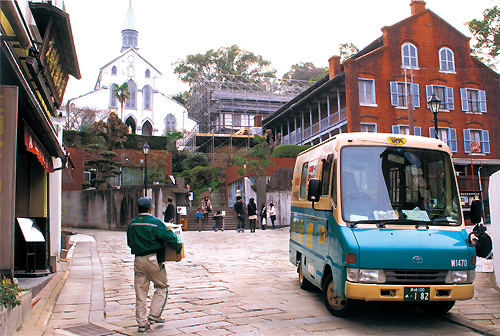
left=322, top=274, right=355, bottom=317
left=418, top=301, right=455, bottom=315
left=298, top=258, right=313, bottom=290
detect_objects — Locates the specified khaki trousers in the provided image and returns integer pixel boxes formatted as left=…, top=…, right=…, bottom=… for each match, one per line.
left=134, top=254, right=168, bottom=327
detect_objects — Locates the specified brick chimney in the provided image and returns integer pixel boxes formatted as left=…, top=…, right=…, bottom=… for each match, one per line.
left=410, top=0, right=426, bottom=15
left=328, top=55, right=341, bottom=80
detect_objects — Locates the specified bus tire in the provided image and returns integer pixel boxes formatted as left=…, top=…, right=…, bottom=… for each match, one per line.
left=322, top=274, right=355, bottom=317
left=298, top=259, right=313, bottom=290
left=418, top=301, right=455, bottom=315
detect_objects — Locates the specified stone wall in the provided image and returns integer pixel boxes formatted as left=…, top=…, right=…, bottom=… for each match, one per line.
left=267, top=191, right=291, bottom=228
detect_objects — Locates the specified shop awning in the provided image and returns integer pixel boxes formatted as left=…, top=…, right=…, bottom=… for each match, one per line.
left=24, top=122, right=54, bottom=173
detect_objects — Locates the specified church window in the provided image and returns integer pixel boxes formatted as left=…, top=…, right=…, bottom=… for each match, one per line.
left=143, top=85, right=152, bottom=110
left=109, top=83, right=117, bottom=108
left=111, top=66, right=117, bottom=75
left=125, top=80, right=137, bottom=109
left=165, top=114, right=176, bottom=132
left=145, top=69, right=150, bottom=78
left=128, top=65, right=134, bottom=77
left=142, top=120, right=153, bottom=136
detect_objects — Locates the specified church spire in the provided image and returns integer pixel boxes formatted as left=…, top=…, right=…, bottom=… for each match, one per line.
left=121, top=1, right=138, bottom=52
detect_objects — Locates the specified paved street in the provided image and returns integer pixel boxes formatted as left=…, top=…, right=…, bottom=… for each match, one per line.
left=15, top=228, right=500, bottom=335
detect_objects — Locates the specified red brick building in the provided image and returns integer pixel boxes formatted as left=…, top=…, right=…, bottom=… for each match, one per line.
left=263, top=0, right=499, bottom=222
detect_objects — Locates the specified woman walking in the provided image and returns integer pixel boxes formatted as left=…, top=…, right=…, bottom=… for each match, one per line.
left=268, top=203, right=276, bottom=230
left=248, top=198, right=258, bottom=233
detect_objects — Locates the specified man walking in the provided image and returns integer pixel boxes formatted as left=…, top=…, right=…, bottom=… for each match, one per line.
left=127, top=197, right=182, bottom=333
left=164, top=197, right=175, bottom=223
left=234, top=195, right=245, bottom=232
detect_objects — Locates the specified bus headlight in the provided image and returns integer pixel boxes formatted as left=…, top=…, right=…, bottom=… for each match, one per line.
left=347, top=268, right=386, bottom=283
left=445, top=270, right=475, bottom=284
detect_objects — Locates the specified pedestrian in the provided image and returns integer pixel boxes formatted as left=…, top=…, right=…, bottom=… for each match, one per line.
left=248, top=198, right=258, bottom=233
left=200, top=196, right=212, bottom=223
left=196, top=208, right=203, bottom=232
left=260, top=203, right=267, bottom=230
left=163, top=197, right=175, bottom=223
left=472, top=224, right=492, bottom=258
left=236, top=186, right=242, bottom=198
left=126, top=197, right=182, bottom=333
left=188, top=192, right=193, bottom=207
left=234, top=195, right=245, bottom=233
left=269, top=202, right=276, bottom=230
left=212, top=210, right=224, bottom=231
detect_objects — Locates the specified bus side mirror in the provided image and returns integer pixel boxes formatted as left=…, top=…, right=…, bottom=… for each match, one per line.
left=307, top=178, right=321, bottom=203
left=470, top=200, right=482, bottom=224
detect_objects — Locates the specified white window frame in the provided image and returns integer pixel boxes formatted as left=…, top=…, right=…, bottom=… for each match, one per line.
left=426, top=85, right=454, bottom=111
left=460, top=88, right=487, bottom=113
left=360, top=123, right=377, bottom=132
left=429, top=127, right=457, bottom=153
left=390, top=82, right=420, bottom=108
left=358, top=78, right=376, bottom=106
left=464, top=129, right=490, bottom=154
left=439, top=47, right=455, bottom=73
left=392, top=124, right=421, bottom=136
left=401, top=42, right=419, bottom=69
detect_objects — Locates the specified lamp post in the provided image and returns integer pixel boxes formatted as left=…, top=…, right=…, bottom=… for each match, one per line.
left=428, top=93, right=441, bottom=139
left=143, top=142, right=149, bottom=196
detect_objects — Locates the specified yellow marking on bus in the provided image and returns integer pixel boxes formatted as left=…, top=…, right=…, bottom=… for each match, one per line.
left=307, top=222, right=314, bottom=248
left=319, top=226, right=326, bottom=245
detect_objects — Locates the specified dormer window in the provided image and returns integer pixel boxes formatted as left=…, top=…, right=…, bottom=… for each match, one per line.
left=401, top=43, right=418, bottom=69
left=439, top=47, right=455, bottom=72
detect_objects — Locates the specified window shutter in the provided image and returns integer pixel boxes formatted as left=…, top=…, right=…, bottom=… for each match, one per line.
left=479, top=90, right=487, bottom=113
left=463, top=129, right=471, bottom=153
left=449, top=128, right=457, bottom=153
left=460, top=88, right=468, bottom=111
left=412, top=84, right=420, bottom=108
left=482, top=130, right=490, bottom=154
left=425, top=85, right=433, bottom=108
left=390, top=82, right=398, bottom=106
left=429, top=127, right=435, bottom=139
left=446, top=87, right=454, bottom=110
left=414, top=126, right=421, bottom=136
left=392, top=125, right=399, bottom=134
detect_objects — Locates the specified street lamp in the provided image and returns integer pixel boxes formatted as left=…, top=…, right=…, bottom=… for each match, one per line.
left=143, top=142, right=149, bottom=196
left=428, top=93, right=441, bottom=139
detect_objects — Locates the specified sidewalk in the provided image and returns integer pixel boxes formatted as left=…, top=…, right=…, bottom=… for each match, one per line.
left=13, top=230, right=500, bottom=336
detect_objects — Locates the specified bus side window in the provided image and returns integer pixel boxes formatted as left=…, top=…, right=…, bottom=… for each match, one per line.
left=331, top=160, right=337, bottom=207
left=321, top=159, right=332, bottom=196
left=300, top=162, right=309, bottom=199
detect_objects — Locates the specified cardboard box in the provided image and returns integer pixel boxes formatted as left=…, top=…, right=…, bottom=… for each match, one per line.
left=164, top=223, right=185, bottom=261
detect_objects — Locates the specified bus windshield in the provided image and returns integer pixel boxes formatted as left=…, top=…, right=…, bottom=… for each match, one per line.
left=341, top=146, right=461, bottom=225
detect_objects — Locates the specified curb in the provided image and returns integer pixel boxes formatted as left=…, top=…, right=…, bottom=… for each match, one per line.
left=445, top=314, right=500, bottom=336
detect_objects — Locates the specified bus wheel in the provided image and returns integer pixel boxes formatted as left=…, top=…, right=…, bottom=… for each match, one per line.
left=418, top=301, right=455, bottom=315
left=322, top=274, right=355, bottom=317
left=298, top=259, right=313, bottom=290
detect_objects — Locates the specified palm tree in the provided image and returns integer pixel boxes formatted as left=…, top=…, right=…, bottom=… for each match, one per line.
left=112, top=82, right=131, bottom=119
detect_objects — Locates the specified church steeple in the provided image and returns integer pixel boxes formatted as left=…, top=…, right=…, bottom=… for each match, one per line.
left=121, top=2, right=138, bottom=52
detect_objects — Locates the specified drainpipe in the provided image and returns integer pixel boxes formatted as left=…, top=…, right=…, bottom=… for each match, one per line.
left=478, top=165, right=486, bottom=223
left=2, top=0, right=32, bottom=50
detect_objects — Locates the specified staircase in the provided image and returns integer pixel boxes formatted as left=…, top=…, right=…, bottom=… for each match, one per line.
left=184, top=206, right=240, bottom=231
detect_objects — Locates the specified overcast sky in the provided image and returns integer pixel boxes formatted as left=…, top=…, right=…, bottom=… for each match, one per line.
left=63, top=0, right=498, bottom=103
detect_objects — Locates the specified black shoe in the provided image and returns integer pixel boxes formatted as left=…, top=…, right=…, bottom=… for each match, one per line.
left=138, top=324, right=151, bottom=333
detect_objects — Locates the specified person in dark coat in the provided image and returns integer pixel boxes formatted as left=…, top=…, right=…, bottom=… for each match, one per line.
left=260, top=203, right=267, bottom=230
left=234, top=196, right=245, bottom=233
left=247, top=198, right=258, bottom=233
left=164, top=197, right=175, bottom=223
left=472, top=224, right=492, bottom=258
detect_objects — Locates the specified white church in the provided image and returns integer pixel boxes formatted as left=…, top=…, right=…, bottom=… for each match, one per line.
left=68, top=3, right=197, bottom=138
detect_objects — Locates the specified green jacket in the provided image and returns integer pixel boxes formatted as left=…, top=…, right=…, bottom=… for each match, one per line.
left=127, top=213, right=182, bottom=257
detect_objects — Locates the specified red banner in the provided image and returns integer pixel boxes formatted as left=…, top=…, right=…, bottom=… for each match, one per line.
left=24, top=122, right=54, bottom=173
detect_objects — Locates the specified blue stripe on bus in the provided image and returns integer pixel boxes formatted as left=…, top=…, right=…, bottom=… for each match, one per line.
left=326, top=256, right=344, bottom=270
left=316, top=270, right=323, bottom=277
left=290, top=239, right=326, bottom=261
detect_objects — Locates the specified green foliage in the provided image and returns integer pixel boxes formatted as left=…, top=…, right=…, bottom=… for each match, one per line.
left=163, top=131, right=183, bottom=152
left=172, top=151, right=189, bottom=174
left=272, top=144, right=312, bottom=158
left=65, top=131, right=178, bottom=151
left=172, top=92, right=189, bottom=106
left=282, top=62, right=328, bottom=81
left=182, top=166, right=223, bottom=199
left=0, top=277, right=27, bottom=309
left=182, top=152, right=209, bottom=171
left=112, top=82, right=131, bottom=118
left=339, top=43, right=359, bottom=63
left=467, top=6, right=500, bottom=70
left=234, top=132, right=277, bottom=177
left=91, top=112, right=128, bottom=150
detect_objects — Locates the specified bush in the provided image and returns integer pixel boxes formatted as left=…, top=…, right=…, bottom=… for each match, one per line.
left=0, top=277, right=27, bottom=308
left=272, top=144, right=311, bottom=158
left=182, top=166, right=222, bottom=200
left=63, top=130, right=174, bottom=150
left=182, top=152, right=209, bottom=171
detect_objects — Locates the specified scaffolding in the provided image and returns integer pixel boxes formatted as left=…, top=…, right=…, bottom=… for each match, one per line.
left=185, top=74, right=312, bottom=153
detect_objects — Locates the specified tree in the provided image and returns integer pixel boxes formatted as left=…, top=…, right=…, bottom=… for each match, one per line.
left=172, top=151, right=189, bottom=174
left=91, top=112, right=129, bottom=150
left=339, top=43, right=359, bottom=63
left=163, top=131, right=183, bottom=152
left=173, top=45, right=277, bottom=85
left=282, top=62, right=328, bottom=81
left=65, top=105, right=105, bottom=131
left=172, top=92, right=189, bottom=106
left=112, top=82, right=131, bottom=119
left=182, top=166, right=223, bottom=201
left=182, top=152, right=209, bottom=171
left=467, top=6, right=500, bottom=70
left=273, top=144, right=312, bottom=158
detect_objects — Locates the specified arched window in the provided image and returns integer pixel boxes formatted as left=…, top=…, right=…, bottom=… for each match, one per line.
left=125, top=116, right=136, bottom=134
left=111, top=66, right=117, bottom=75
left=128, top=65, right=134, bottom=77
left=439, top=47, right=455, bottom=72
left=109, top=83, right=117, bottom=108
left=145, top=69, right=150, bottom=78
left=125, top=80, right=137, bottom=109
left=142, top=120, right=153, bottom=136
left=165, top=113, right=176, bottom=132
left=401, top=43, right=418, bottom=69
left=143, top=85, right=152, bottom=110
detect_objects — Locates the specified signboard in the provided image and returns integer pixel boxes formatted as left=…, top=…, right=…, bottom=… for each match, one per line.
left=177, top=206, right=187, bottom=215
left=0, top=86, right=19, bottom=278
left=471, top=141, right=481, bottom=153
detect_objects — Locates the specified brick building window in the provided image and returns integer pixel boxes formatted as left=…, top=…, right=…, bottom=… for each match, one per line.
left=358, top=79, right=376, bottom=105
left=360, top=123, right=376, bottom=132
left=390, top=82, right=420, bottom=108
left=464, top=129, right=490, bottom=154
left=429, top=127, right=457, bottom=152
left=439, top=47, right=455, bottom=72
left=460, top=88, right=486, bottom=113
left=426, top=85, right=454, bottom=110
left=401, top=43, right=418, bottom=69
left=391, top=125, right=421, bottom=136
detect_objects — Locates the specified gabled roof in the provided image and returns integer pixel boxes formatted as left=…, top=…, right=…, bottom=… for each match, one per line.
left=99, top=48, right=162, bottom=76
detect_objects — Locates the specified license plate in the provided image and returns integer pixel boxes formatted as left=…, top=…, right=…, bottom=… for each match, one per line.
left=404, top=287, right=430, bottom=301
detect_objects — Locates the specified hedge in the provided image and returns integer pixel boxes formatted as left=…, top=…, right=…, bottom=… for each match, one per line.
left=63, top=130, right=172, bottom=150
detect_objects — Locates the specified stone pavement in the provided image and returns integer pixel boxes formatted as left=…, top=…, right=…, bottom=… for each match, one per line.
left=13, top=228, right=500, bottom=336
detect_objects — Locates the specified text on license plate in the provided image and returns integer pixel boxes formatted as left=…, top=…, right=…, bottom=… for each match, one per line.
left=404, top=287, right=430, bottom=301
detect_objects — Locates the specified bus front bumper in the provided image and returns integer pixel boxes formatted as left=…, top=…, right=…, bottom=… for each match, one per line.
left=345, top=282, right=474, bottom=301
